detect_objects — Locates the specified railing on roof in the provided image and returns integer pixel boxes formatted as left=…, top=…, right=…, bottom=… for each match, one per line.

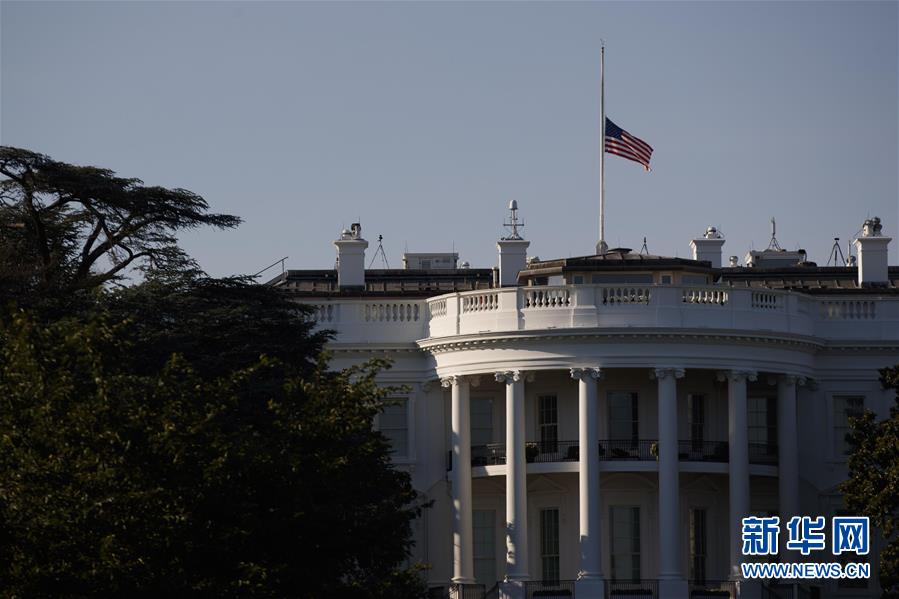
left=294, top=283, right=898, bottom=344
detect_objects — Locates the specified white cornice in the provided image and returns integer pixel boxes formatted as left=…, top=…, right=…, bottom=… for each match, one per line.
left=416, top=328, right=824, bottom=354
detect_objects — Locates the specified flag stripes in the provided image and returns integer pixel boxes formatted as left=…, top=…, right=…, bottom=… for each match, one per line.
left=605, top=118, right=653, bottom=171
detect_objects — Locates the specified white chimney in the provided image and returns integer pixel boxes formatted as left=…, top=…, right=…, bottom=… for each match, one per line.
left=690, top=226, right=726, bottom=268
left=334, top=222, right=368, bottom=289
left=497, top=200, right=529, bottom=287
left=854, top=217, right=891, bottom=287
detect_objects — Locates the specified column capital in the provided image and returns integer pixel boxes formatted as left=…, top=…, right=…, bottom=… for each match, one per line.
left=441, top=375, right=463, bottom=388
left=716, top=369, right=758, bottom=383
left=494, top=370, right=523, bottom=384
left=651, top=367, right=685, bottom=380
left=570, top=367, right=604, bottom=381
left=773, top=373, right=807, bottom=387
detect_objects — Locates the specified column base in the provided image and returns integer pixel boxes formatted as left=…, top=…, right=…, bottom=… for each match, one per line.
left=499, top=580, right=525, bottom=599
left=658, top=578, right=688, bottom=598
left=575, top=577, right=606, bottom=599
left=735, top=579, right=762, bottom=599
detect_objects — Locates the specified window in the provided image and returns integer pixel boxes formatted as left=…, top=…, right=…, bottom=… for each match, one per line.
left=591, top=274, right=653, bottom=284
left=540, top=508, right=560, bottom=583
left=689, top=508, right=707, bottom=584
left=379, top=399, right=408, bottom=456
left=473, top=510, right=496, bottom=585
left=833, top=396, right=864, bottom=457
left=572, top=275, right=584, bottom=285
left=610, top=506, right=641, bottom=582
left=748, top=397, right=776, bottom=446
left=420, top=260, right=431, bottom=269
left=471, top=398, right=494, bottom=448
left=608, top=392, right=639, bottom=444
left=660, top=274, right=672, bottom=285
left=539, top=395, right=558, bottom=453
left=682, top=274, right=708, bottom=285
left=688, top=394, right=705, bottom=450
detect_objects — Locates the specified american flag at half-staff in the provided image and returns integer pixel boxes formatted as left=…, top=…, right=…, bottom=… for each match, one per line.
left=604, top=118, right=653, bottom=171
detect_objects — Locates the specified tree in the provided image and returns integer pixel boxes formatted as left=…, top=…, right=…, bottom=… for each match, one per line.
left=102, top=270, right=330, bottom=380
left=0, top=148, right=427, bottom=597
left=0, top=146, right=240, bottom=306
left=0, top=311, right=427, bottom=598
left=842, top=365, right=899, bottom=598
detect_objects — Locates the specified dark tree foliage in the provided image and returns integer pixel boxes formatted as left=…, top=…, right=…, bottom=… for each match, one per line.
left=103, top=270, right=330, bottom=380
left=0, top=146, right=240, bottom=306
left=0, top=148, right=428, bottom=597
left=842, top=365, right=899, bottom=598
left=0, top=313, right=427, bottom=598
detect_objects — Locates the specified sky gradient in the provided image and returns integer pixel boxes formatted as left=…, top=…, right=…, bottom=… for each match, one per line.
left=2, top=1, right=897, bottom=277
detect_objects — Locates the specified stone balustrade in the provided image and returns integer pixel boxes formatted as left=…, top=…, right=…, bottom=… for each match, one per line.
left=299, top=285, right=899, bottom=344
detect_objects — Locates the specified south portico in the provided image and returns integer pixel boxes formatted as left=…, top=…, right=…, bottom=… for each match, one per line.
left=438, top=361, right=807, bottom=599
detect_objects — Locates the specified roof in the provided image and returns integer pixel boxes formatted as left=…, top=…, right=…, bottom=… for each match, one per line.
left=267, top=268, right=494, bottom=298
left=522, top=249, right=715, bottom=277
left=265, top=259, right=899, bottom=298
left=719, top=266, right=899, bottom=294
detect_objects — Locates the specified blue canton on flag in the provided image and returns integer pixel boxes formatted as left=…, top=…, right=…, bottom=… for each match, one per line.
left=786, top=516, right=827, bottom=555
left=833, top=517, right=870, bottom=555
left=742, top=516, right=780, bottom=556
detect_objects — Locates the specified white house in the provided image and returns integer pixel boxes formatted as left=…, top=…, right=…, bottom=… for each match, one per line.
left=269, top=213, right=897, bottom=599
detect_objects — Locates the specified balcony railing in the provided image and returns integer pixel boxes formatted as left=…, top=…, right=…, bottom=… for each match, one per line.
left=606, top=579, right=659, bottom=598
left=448, top=440, right=779, bottom=470
left=689, top=580, right=736, bottom=598
left=678, top=440, right=730, bottom=463
left=447, top=583, right=487, bottom=599
left=749, top=442, right=779, bottom=465
left=524, top=580, right=575, bottom=598
left=423, top=284, right=899, bottom=343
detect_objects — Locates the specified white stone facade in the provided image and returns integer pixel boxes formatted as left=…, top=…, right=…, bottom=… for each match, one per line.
left=279, top=225, right=898, bottom=599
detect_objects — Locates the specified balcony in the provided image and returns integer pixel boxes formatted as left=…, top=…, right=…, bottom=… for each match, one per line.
left=302, top=284, right=898, bottom=346
left=448, top=440, right=777, bottom=470
left=425, top=284, right=898, bottom=343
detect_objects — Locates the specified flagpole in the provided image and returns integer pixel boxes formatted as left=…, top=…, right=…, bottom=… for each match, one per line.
left=597, top=41, right=607, bottom=255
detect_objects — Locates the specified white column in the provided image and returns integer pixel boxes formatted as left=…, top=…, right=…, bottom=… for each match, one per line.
left=654, top=367, right=686, bottom=593
left=496, top=370, right=529, bottom=583
left=777, top=375, right=802, bottom=529
left=443, top=375, right=475, bottom=584
left=719, top=370, right=756, bottom=580
left=571, top=367, right=605, bottom=596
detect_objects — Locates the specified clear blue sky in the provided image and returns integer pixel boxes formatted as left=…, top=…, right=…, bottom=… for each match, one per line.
left=3, top=1, right=897, bottom=276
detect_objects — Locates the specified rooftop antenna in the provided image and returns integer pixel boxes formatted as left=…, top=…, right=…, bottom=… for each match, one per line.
left=827, top=237, right=846, bottom=266
left=252, top=256, right=289, bottom=279
left=368, top=234, right=390, bottom=269
left=502, top=199, right=524, bottom=240
left=767, top=217, right=783, bottom=251
left=639, top=236, right=649, bottom=255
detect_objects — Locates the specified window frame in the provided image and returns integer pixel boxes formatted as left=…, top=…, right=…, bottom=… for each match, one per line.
left=375, top=395, right=413, bottom=462
left=609, top=505, right=641, bottom=583
left=540, top=507, right=561, bottom=584
left=538, top=394, right=559, bottom=453
left=473, top=509, right=497, bottom=586
left=607, top=391, right=639, bottom=445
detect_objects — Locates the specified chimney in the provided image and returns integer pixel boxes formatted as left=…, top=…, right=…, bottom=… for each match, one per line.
left=334, top=222, right=368, bottom=289
left=497, top=200, right=529, bottom=287
left=690, top=226, right=725, bottom=268
left=854, top=217, right=891, bottom=287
